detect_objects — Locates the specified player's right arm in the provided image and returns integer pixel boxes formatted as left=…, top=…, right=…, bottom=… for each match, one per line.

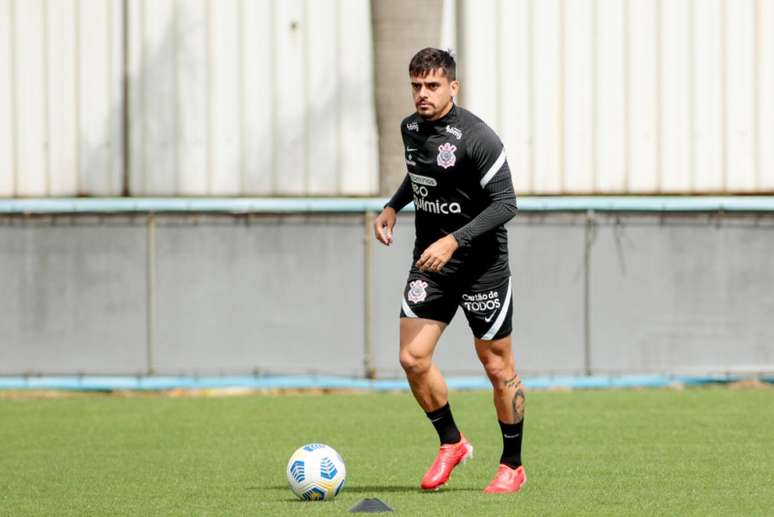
left=374, top=174, right=413, bottom=246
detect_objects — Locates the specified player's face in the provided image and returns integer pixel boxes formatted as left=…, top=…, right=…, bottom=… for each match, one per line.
left=410, top=69, right=459, bottom=121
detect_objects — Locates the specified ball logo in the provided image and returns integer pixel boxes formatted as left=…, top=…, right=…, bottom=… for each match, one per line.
left=320, top=458, right=338, bottom=480
left=302, top=487, right=326, bottom=501
left=289, top=460, right=305, bottom=483
left=437, top=142, right=457, bottom=169
left=407, top=280, right=429, bottom=303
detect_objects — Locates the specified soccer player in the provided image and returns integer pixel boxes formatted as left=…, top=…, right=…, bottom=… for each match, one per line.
left=373, top=48, right=525, bottom=494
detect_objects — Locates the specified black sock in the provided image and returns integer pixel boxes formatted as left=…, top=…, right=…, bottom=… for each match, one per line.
left=499, top=419, right=524, bottom=469
left=425, top=403, right=462, bottom=445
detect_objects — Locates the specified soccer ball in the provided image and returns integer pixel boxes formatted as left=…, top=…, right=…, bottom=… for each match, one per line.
left=286, top=443, right=347, bottom=501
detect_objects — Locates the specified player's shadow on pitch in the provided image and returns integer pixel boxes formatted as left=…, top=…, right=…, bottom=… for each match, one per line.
left=346, top=485, right=479, bottom=493
left=259, top=485, right=479, bottom=493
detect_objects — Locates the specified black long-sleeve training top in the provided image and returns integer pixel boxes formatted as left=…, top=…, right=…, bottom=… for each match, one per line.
left=386, top=104, right=517, bottom=271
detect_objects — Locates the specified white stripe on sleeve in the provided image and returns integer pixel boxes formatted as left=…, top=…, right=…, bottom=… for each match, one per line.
left=479, top=148, right=507, bottom=188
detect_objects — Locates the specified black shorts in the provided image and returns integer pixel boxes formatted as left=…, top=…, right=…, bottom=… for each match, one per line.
left=400, top=264, right=513, bottom=340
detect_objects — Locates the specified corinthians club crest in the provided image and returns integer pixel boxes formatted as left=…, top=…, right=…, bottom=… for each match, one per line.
left=407, top=280, right=429, bottom=303
left=436, top=142, right=457, bottom=169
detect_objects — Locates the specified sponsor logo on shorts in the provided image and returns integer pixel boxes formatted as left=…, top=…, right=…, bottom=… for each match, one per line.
left=462, top=291, right=501, bottom=313
left=407, top=280, right=429, bottom=303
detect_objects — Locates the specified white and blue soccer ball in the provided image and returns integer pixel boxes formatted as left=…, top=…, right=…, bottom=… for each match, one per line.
left=286, top=443, right=347, bottom=501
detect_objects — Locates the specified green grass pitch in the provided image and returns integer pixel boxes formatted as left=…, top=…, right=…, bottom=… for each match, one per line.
left=1, top=387, right=772, bottom=516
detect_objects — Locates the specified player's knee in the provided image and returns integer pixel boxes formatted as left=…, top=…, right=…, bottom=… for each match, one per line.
left=399, top=351, right=430, bottom=376
left=481, top=356, right=512, bottom=384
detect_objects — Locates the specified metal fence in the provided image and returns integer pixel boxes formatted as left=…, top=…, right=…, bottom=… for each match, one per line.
left=2, top=197, right=773, bottom=378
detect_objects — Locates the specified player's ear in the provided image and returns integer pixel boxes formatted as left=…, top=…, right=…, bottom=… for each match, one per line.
left=450, top=79, right=460, bottom=97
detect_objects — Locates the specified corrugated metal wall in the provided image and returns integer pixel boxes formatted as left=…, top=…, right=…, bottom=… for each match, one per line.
left=459, top=0, right=774, bottom=194
left=0, top=0, right=124, bottom=196
left=0, top=0, right=378, bottom=197
left=127, top=0, right=378, bottom=196
left=3, top=1, right=774, bottom=197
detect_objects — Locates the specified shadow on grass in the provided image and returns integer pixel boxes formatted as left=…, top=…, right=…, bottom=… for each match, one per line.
left=345, top=485, right=480, bottom=493
left=253, top=485, right=480, bottom=494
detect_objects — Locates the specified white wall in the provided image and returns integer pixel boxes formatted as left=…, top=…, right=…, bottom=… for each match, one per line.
left=3, top=1, right=772, bottom=197
left=128, top=0, right=378, bottom=196
left=0, top=0, right=378, bottom=197
left=458, top=0, right=774, bottom=194
left=0, top=0, right=123, bottom=197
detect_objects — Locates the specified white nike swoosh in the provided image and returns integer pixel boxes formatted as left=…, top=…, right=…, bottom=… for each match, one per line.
left=430, top=417, right=443, bottom=423
left=406, top=147, right=418, bottom=152
left=503, top=433, right=520, bottom=439
left=484, top=311, right=497, bottom=323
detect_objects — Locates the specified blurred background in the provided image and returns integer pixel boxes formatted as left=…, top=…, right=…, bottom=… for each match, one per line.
left=1, top=0, right=773, bottom=382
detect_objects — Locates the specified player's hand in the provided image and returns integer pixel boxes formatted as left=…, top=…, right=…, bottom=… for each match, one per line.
left=416, top=235, right=459, bottom=272
left=374, top=207, right=397, bottom=246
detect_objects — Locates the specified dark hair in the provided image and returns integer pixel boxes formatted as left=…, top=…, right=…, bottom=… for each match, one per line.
left=409, top=47, right=456, bottom=81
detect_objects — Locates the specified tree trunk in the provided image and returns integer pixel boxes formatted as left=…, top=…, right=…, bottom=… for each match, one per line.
left=371, top=0, right=444, bottom=196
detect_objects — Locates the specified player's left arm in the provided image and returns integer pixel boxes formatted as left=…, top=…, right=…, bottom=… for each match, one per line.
left=450, top=123, right=517, bottom=247
left=415, top=123, right=517, bottom=272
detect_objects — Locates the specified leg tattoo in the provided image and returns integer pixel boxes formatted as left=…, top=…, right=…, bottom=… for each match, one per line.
left=503, top=375, right=526, bottom=424
left=503, top=374, right=519, bottom=388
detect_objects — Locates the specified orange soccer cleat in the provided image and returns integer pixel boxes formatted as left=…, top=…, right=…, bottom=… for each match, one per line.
left=483, top=464, right=527, bottom=494
left=420, top=434, right=474, bottom=490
